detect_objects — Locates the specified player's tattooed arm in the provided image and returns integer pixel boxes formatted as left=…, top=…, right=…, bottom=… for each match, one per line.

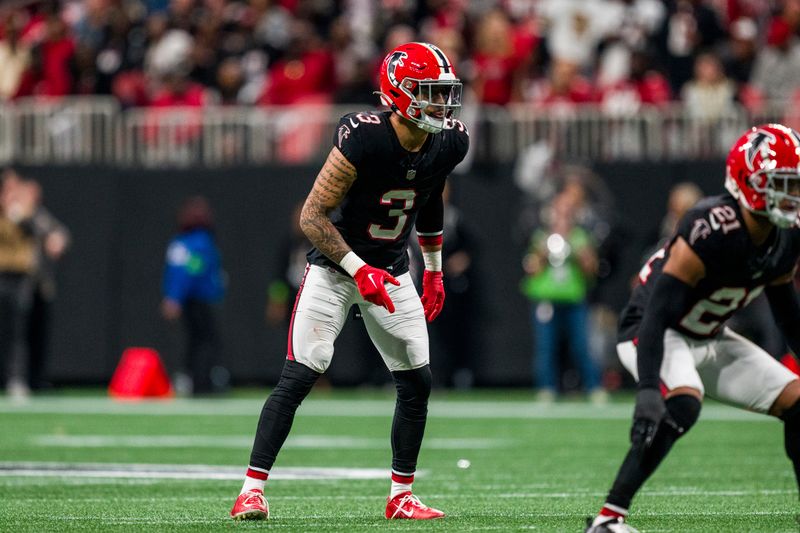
left=300, top=147, right=357, bottom=263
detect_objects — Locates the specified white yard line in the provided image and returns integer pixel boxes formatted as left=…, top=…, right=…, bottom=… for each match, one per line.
left=0, top=397, right=770, bottom=422
left=0, top=461, right=396, bottom=480
left=29, top=434, right=510, bottom=450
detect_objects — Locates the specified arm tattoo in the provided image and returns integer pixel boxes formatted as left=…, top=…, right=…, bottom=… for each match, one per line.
left=300, top=148, right=357, bottom=263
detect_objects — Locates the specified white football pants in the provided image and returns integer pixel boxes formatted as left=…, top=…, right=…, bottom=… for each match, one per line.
left=618, top=327, right=797, bottom=413
left=287, top=264, right=429, bottom=373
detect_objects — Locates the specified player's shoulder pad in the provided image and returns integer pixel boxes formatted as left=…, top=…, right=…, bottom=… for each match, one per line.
left=337, top=111, right=384, bottom=133
left=334, top=111, right=386, bottom=159
left=678, top=194, right=745, bottom=249
left=444, top=118, right=470, bottom=157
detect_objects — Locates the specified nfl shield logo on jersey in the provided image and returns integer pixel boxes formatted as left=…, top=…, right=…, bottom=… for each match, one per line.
left=405, top=169, right=416, bottom=180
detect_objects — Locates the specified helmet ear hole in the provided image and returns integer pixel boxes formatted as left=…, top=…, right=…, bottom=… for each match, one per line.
left=389, top=90, right=401, bottom=98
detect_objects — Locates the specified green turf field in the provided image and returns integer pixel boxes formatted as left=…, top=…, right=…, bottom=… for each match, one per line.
left=0, top=389, right=797, bottom=532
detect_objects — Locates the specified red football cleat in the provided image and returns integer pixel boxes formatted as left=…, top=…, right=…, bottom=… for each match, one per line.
left=230, top=489, right=268, bottom=520
left=385, top=491, right=444, bottom=520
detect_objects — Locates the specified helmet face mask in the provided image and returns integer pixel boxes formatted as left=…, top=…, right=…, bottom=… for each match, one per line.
left=754, top=170, right=800, bottom=228
left=379, top=42, right=462, bottom=134
left=725, top=123, right=800, bottom=228
left=404, top=79, right=462, bottom=132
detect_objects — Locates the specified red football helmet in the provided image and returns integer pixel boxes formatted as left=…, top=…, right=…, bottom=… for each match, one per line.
left=725, top=123, right=800, bottom=228
left=378, top=42, right=462, bottom=133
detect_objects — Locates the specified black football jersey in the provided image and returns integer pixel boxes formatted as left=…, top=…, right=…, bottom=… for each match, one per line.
left=307, top=111, right=469, bottom=275
left=619, top=193, right=800, bottom=341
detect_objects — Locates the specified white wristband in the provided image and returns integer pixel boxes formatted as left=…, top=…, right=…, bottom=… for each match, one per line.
left=339, top=251, right=367, bottom=277
left=421, top=250, right=442, bottom=272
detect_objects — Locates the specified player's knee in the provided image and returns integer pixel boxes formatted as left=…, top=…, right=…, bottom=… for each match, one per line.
left=271, top=360, right=321, bottom=411
left=392, top=365, right=432, bottom=410
left=665, top=394, right=702, bottom=435
left=297, top=344, right=334, bottom=374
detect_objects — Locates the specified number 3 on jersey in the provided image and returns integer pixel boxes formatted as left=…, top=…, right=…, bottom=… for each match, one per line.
left=368, top=189, right=416, bottom=241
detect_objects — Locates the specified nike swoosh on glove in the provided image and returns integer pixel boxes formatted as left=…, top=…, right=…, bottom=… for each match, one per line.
left=353, top=264, right=400, bottom=313
left=420, top=270, right=445, bottom=322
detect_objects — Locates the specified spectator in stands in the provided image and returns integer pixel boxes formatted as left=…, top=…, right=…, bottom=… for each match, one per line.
left=526, top=58, right=596, bottom=108
left=0, top=12, right=32, bottom=100
left=144, top=13, right=192, bottom=83
left=595, top=0, right=665, bottom=90
left=372, top=23, right=416, bottom=89
left=252, top=0, right=293, bottom=61
left=330, top=16, right=378, bottom=105
left=167, top=0, right=198, bottom=34
left=682, top=51, right=736, bottom=120
left=470, top=9, right=524, bottom=105
left=521, top=188, right=604, bottom=402
left=381, top=24, right=416, bottom=55
left=257, top=19, right=334, bottom=105
left=599, top=49, right=672, bottom=116
left=161, top=195, right=227, bottom=395
left=0, top=169, right=39, bottom=400
left=750, top=13, right=800, bottom=105
left=720, top=17, right=758, bottom=88
left=0, top=0, right=795, bottom=120
left=538, top=0, right=622, bottom=71
left=188, top=17, right=223, bottom=89
left=655, top=0, right=725, bottom=95
left=32, top=10, right=76, bottom=97
left=215, top=57, right=245, bottom=105
left=0, top=0, right=788, bottom=114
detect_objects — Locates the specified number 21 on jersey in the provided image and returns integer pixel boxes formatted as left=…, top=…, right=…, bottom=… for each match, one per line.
left=679, top=286, right=763, bottom=336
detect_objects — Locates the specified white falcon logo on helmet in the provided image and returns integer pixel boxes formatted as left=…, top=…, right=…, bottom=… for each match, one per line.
left=743, top=129, right=777, bottom=172
left=386, top=51, right=408, bottom=88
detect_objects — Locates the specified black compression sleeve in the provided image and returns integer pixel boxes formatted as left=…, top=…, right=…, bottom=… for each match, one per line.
left=414, top=180, right=445, bottom=236
left=765, top=282, right=800, bottom=357
left=636, top=273, right=696, bottom=389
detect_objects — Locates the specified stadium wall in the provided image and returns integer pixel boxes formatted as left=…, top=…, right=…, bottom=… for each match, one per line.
left=21, top=160, right=724, bottom=387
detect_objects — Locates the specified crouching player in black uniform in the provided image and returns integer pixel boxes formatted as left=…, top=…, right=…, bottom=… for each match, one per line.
left=230, top=42, right=469, bottom=521
left=587, top=124, right=800, bottom=532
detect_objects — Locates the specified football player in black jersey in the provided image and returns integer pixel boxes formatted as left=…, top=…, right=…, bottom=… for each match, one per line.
left=230, top=42, right=469, bottom=521
left=587, top=124, right=800, bottom=532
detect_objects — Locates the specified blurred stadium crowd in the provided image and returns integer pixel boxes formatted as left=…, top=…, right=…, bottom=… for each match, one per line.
left=0, top=0, right=799, bottom=116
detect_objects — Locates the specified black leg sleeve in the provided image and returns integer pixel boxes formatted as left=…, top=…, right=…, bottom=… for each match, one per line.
left=606, top=394, right=701, bottom=510
left=248, top=360, right=320, bottom=471
left=390, top=365, right=432, bottom=474
left=781, top=399, right=800, bottom=495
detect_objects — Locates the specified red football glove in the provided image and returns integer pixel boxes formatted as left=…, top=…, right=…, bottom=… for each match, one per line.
left=420, top=270, right=445, bottom=322
left=353, top=264, right=400, bottom=313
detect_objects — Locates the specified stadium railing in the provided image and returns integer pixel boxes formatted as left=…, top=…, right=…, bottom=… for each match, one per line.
left=0, top=103, right=13, bottom=165
left=1, top=98, right=795, bottom=167
left=9, top=97, right=119, bottom=165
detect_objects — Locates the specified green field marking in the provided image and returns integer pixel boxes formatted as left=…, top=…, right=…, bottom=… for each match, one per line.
left=27, top=434, right=510, bottom=449
left=0, top=395, right=771, bottom=421
left=0, top=391, right=795, bottom=532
